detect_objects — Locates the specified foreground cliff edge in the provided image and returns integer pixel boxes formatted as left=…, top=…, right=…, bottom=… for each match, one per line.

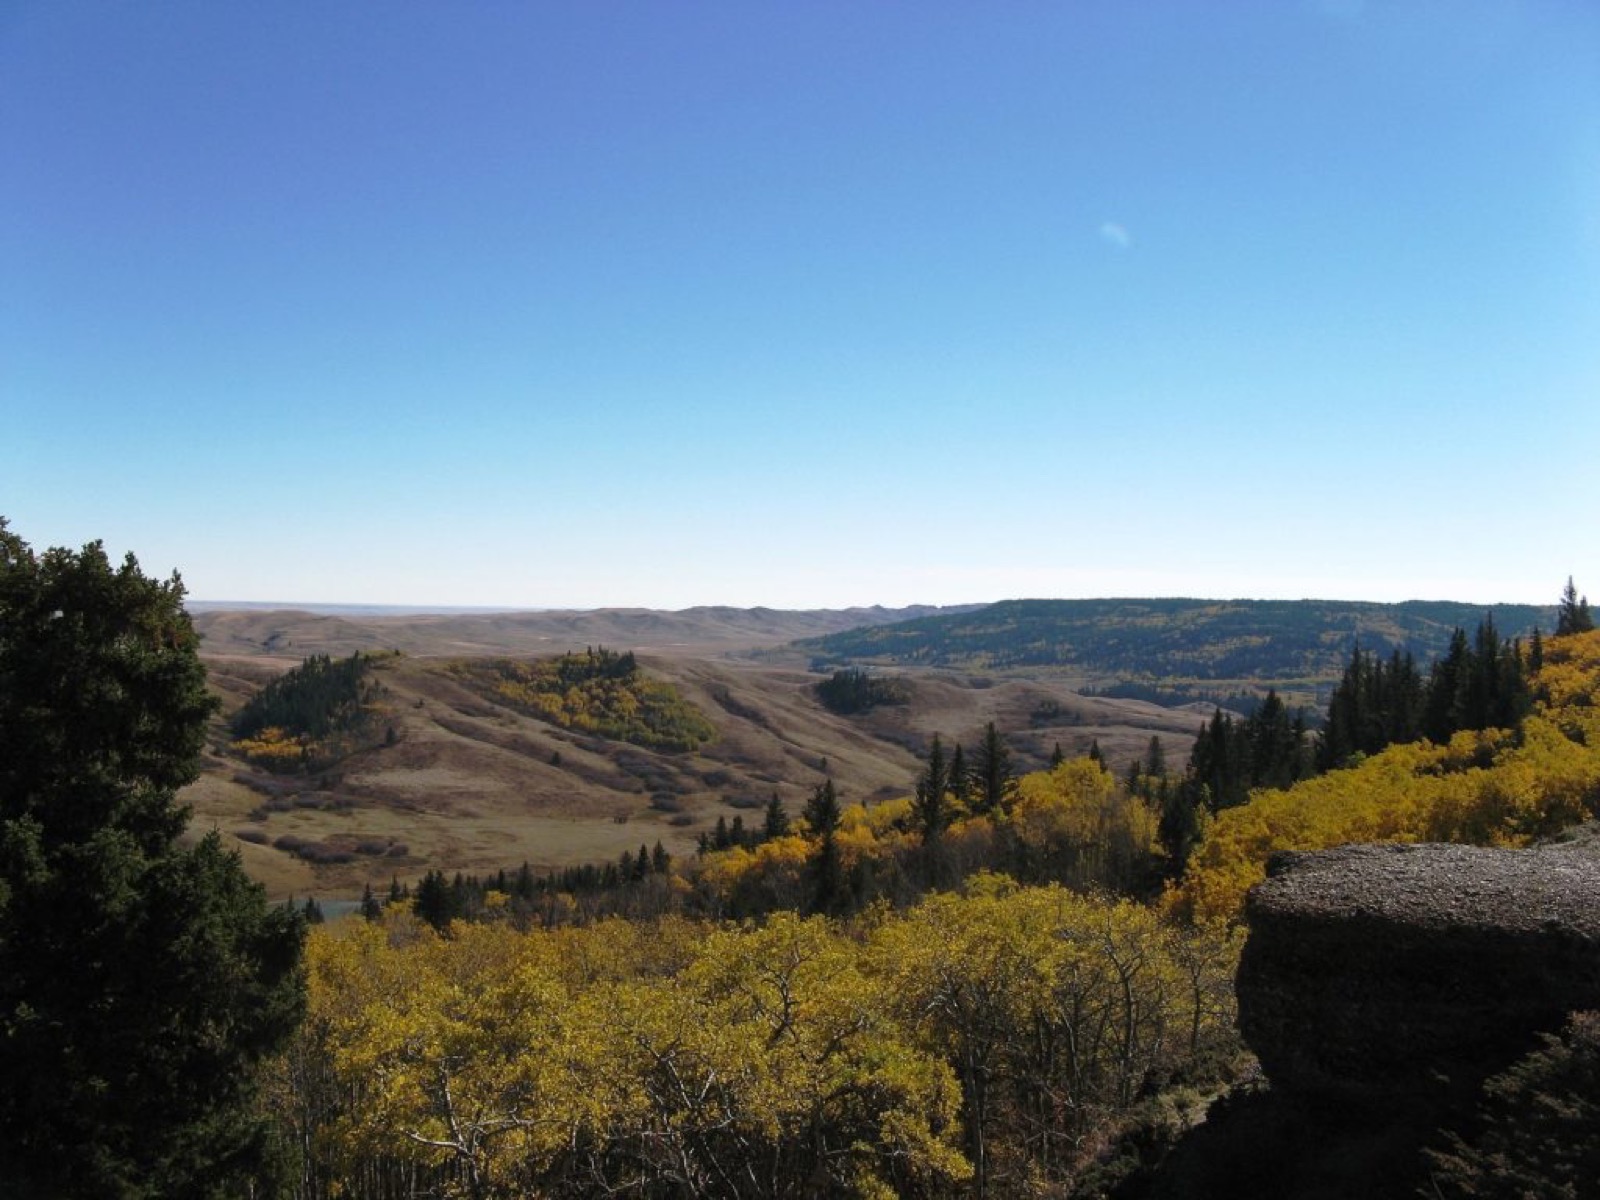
left=1131, top=834, right=1600, bottom=1199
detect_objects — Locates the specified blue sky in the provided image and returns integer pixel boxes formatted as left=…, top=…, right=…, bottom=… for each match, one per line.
left=4, top=2, right=1597, bottom=609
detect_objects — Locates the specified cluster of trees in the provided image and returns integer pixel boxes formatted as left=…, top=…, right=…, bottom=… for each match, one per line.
left=1171, top=625, right=1600, bottom=924
left=1151, top=695, right=1315, bottom=873
left=1318, top=616, right=1532, bottom=771
left=231, top=651, right=382, bottom=770
left=395, top=843, right=680, bottom=931
left=814, top=666, right=910, bottom=714
left=0, top=521, right=306, bottom=1195
left=451, top=650, right=716, bottom=751
left=275, top=883, right=1242, bottom=1200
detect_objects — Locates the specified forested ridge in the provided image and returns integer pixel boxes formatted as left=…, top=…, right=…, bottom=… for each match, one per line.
left=797, top=597, right=1554, bottom=682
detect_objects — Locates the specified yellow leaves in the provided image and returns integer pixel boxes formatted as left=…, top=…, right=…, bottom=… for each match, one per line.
left=454, top=654, right=715, bottom=751
left=288, top=887, right=1242, bottom=1196
left=230, top=724, right=308, bottom=767
left=1171, top=636, right=1600, bottom=926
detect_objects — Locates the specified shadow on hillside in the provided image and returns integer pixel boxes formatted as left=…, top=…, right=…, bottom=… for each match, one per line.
left=1112, top=1083, right=1447, bottom=1200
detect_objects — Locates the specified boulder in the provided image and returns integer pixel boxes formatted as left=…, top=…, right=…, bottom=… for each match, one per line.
left=1237, top=839, right=1600, bottom=1108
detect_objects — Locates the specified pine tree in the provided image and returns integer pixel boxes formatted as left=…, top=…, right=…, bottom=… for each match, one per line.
left=1049, top=742, right=1066, bottom=768
left=1557, top=576, right=1594, bottom=636
left=803, top=778, right=841, bottom=838
left=414, top=869, right=460, bottom=930
left=361, top=882, right=383, bottom=922
left=914, top=735, right=950, bottom=843
left=763, top=791, right=791, bottom=839
left=0, top=520, right=304, bottom=1196
left=972, top=721, right=1016, bottom=816
left=948, top=742, right=972, bottom=810
left=802, top=780, right=843, bottom=914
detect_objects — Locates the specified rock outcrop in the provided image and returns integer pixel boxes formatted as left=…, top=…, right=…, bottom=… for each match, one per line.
left=1237, top=838, right=1600, bottom=1108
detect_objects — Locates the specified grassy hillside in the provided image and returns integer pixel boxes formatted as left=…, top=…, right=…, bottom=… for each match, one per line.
left=185, top=651, right=1201, bottom=899
left=796, top=598, right=1555, bottom=683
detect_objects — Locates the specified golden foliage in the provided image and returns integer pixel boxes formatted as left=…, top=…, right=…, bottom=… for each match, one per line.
left=281, top=885, right=1241, bottom=1197
left=1171, top=630, right=1600, bottom=925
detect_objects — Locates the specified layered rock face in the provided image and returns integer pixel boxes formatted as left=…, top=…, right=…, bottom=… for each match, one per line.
left=1237, top=839, right=1600, bottom=1107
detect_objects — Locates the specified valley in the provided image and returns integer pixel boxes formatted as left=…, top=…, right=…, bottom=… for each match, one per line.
left=186, top=605, right=1205, bottom=899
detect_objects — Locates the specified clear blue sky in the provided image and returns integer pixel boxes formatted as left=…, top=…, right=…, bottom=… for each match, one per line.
left=5, top=2, right=1597, bottom=609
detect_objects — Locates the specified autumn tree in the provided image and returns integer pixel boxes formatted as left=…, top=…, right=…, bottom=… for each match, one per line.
left=0, top=520, right=305, bottom=1197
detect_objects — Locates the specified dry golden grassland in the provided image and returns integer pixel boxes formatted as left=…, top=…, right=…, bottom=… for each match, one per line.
left=184, top=609, right=1203, bottom=900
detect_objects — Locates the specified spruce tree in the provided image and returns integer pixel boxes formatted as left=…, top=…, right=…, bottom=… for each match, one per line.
left=947, top=742, right=971, bottom=810
left=803, top=778, right=841, bottom=837
left=972, top=721, right=1016, bottom=816
left=763, top=791, right=791, bottom=840
left=914, top=735, right=950, bottom=843
left=0, top=521, right=304, bottom=1197
left=802, top=780, right=843, bottom=914
left=1557, top=576, right=1594, bottom=636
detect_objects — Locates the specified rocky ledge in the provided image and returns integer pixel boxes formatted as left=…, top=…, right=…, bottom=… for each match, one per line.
left=1237, top=838, right=1600, bottom=1108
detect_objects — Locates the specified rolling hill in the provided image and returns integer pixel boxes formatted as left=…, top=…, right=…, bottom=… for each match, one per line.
left=793, top=597, right=1555, bottom=682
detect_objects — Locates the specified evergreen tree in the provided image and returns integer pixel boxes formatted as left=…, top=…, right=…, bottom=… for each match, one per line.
left=802, top=780, right=843, bottom=914
left=947, top=742, right=972, bottom=810
left=914, top=735, right=950, bottom=843
left=1087, top=739, right=1107, bottom=772
left=803, top=778, right=841, bottom=838
left=1423, top=629, right=1471, bottom=745
left=972, top=721, right=1016, bottom=816
left=1158, top=776, right=1203, bottom=877
left=1049, top=742, right=1066, bottom=768
left=0, top=520, right=305, bottom=1196
left=361, top=882, right=383, bottom=922
left=763, top=791, right=791, bottom=840
left=1557, top=576, right=1594, bottom=636
left=413, top=869, right=457, bottom=931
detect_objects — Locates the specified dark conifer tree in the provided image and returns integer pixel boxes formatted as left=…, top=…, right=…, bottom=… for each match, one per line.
left=972, top=721, right=1016, bottom=816
left=802, top=780, right=844, bottom=914
left=803, top=778, right=842, bottom=838
left=914, top=735, right=950, bottom=843
left=0, top=521, right=304, bottom=1197
left=1557, top=576, right=1595, bottom=636
left=763, top=791, right=791, bottom=840
left=1423, top=629, right=1471, bottom=745
left=948, top=742, right=972, bottom=810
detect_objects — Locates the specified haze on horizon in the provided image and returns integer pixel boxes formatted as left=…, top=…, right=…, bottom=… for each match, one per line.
left=4, top=3, right=1597, bottom=612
